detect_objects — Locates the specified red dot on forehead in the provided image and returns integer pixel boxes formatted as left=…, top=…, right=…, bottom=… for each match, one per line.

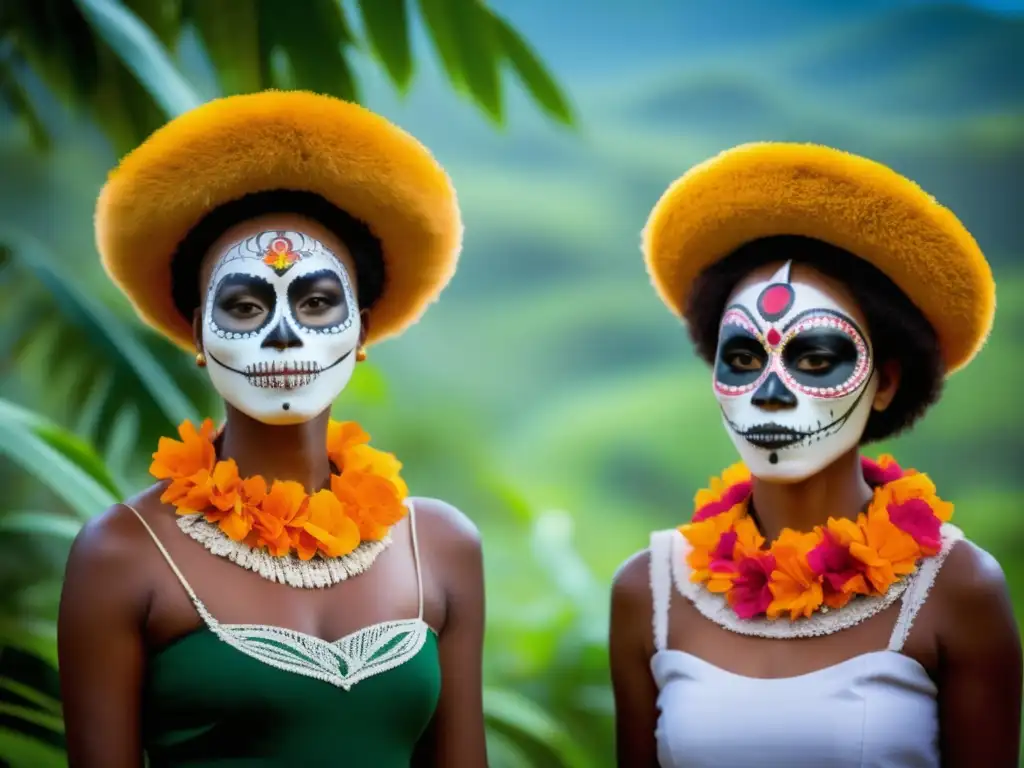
left=757, top=283, right=794, bottom=321
left=766, top=328, right=782, bottom=346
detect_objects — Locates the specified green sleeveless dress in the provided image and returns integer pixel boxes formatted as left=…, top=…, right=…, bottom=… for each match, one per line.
left=130, top=506, right=441, bottom=767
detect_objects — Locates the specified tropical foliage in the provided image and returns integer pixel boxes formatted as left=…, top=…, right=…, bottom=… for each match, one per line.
left=2, top=1, right=1022, bottom=767
left=0, top=1, right=583, bottom=766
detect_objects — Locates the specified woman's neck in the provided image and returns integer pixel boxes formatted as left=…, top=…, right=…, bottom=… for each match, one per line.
left=750, top=448, right=873, bottom=541
left=217, top=405, right=333, bottom=492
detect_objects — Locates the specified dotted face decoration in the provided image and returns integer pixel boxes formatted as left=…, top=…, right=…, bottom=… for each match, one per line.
left=200, top=230, right=362, bottom=426
left=711, top=259, right=879, bottom=482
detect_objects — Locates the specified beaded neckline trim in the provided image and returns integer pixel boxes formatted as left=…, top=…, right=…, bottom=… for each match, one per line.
left=177, top=514, right=391, bottom=589
left=671, top=524, right=962, bottom=639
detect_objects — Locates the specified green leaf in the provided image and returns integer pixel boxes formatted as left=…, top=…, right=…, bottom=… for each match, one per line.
left=0, top=728, right=66, bottom=768
left=72, top=0, right=201, bottom=117
left=358, top=0, right=413, bottom=91
left=0, top=703, right=64, bottom=734
left=258, top=0, right=358, bottom=100
left=188, top=0, right=262, bottom=94
left=485, top=726, right=534, bottom=768
left=124, top=0, right=184, bottom=47
left=490, top=10, right=574, bottom=126
left=0, top=398, right=118, bottom=520
left=1, top=227, right=200, bottom=430
left=447, top=0, right=502, bottom=122
left=483, top=687, right=590, bottom=768
left=0, top=678, right=62, bottom=717
left=416, top=0, right=465, bottom=91
left=0, top=63, right=51, bottom=150
left=0, top=620, right=58, bottom=669
left=0, top=511, right=82, bottom=542
left=0, top=395, right=122, bottom=501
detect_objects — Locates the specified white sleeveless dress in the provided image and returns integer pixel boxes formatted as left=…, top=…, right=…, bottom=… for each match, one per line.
left=648, top=525, right=963, bottom=768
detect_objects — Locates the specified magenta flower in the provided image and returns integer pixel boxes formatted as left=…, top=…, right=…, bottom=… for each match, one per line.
left=807, top=531, right=864, bottom=593
left=888, top=498, right=942, bottom=553
left=693, top=481, right=752, bottom=522
left=710, top=530, right=739, bottom=572
left=861, top=456, right=904, bottom=486
left=727, top=554, right=776, bottom=619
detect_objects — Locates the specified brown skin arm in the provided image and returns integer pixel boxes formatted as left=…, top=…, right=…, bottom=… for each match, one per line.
left=610, top=551, right=660, bottom=768
left=58, top=505, right=153, bottom=768
left=410, top=498, right=487, bottom=767
left=935, top=541, right=1022, bottom=767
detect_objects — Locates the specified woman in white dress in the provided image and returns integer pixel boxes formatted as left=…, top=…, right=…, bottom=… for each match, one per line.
left=609, top=143, right=1022, bottom=767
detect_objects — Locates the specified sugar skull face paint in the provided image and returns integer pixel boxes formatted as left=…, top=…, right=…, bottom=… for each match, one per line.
left=713, top=261, right=878, bottom=482
left=201, top=230, right=360, bottom=425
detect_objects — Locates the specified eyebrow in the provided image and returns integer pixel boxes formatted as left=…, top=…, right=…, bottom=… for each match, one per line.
left=781, top=307, right=868, bottom=339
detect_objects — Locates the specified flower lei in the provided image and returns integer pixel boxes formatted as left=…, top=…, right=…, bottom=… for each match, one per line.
left=149, top=419, right=409, bottom=561
left=680, top=455, right=953, bottom=622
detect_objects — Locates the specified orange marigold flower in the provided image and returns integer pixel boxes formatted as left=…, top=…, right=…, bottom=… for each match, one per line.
left=331, top=470, right=407, bottom=541
left=340, top=444, right=409, bottom=498
left=836, top=511, right=921, bottom=594
left=150, top=419, right=216, bottom=481
left=326, top=421, right=371, bottom=468
left=680, top=507, right=742, bottom=583
left=693, top=462, right=751, bottom=509
left=192, top=461, right=267, bottom=542
left=293, top=490, right=361, bottom=559
left=767, top=535, right=823, bottom=620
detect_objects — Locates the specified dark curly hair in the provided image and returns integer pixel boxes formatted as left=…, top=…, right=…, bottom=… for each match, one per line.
left=170, top=190, right=385, bottom=322
left=685, top=235, right=943, bottom=444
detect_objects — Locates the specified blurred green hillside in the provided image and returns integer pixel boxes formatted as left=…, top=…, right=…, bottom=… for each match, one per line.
left=1, top=1, right=1022, bottom=766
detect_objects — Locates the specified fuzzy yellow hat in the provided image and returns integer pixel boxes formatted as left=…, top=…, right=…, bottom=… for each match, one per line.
left=642, top=142, right=995, bottom=374
left=96, top=90, right=461, bottom=351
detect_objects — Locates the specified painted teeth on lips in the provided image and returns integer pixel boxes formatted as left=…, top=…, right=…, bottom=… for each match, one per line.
left=243, top=361, right=322, bottom=390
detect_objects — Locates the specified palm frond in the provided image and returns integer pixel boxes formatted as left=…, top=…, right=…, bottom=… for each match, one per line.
left=0, top=229, right=211, bottom=463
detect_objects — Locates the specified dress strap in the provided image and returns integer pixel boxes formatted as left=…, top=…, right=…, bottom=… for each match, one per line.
left=888, top=524, right=964, bottom=651
left=124, top=503, right=204, bottom=610
left=649, top=530, right=675, bottom=652
left=407, top=500, right=424, bottom=621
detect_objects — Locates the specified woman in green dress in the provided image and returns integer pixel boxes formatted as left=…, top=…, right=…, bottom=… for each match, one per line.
left=57, top=91, right=486, bottom=767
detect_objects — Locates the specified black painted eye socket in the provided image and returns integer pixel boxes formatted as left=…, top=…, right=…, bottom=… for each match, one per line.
left=212, top=274, right=276, bottom=333
left=783, top=331, right=859, bottom=387
left=716, top=330, right=767, bottom=386
left=287, top=270, right=350, bottom=329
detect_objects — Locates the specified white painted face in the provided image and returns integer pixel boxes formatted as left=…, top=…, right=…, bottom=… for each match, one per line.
left=201, top=230, right=361, bottom=425
left=712, top=261, right=877, bottom=482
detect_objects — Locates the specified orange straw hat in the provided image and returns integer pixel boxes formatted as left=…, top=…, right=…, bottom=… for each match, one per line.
left=96, top=90, right=462, bottom=351
left=642, top=142, right=995, bottom=374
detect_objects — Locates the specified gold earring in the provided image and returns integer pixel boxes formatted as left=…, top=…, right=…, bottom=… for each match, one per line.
left=356, top=347, right=367, bottom=363
left=195, top=352, right=207, bottom=368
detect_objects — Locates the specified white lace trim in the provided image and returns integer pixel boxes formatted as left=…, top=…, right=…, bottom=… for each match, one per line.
left=177, top=513, right=390, bottom=589
left=664, top=523, right=963, bottom=640
left=887, top=524, right=963, bottom=650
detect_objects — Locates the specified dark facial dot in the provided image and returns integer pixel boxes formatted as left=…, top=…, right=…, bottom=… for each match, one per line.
left=769, top=452, right=779, bottom=465
left=282, top=403, right=290, bottom=411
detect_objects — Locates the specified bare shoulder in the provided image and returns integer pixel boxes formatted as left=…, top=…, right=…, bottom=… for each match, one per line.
left=67, top=484, right=168, bottom=581
left=932, top=538, right=1018, bottom=650
left=934, top=539, right=1010, bottom=605
left=408, top=496, right=481, bottom=553
left=612, top=548, right=653, bottom=604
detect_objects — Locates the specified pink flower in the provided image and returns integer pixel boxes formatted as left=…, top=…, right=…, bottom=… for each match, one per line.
left=807, top=531, right=863, bottom=592
left=710, top=530, right=739, bottom=571
left=861, top=455, right=903, bottom=486
left=727, top=554, right=776, bottom=619
left=887, top=498, right=942, bottom=553
left=693, top=481, right=752, bottom=522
